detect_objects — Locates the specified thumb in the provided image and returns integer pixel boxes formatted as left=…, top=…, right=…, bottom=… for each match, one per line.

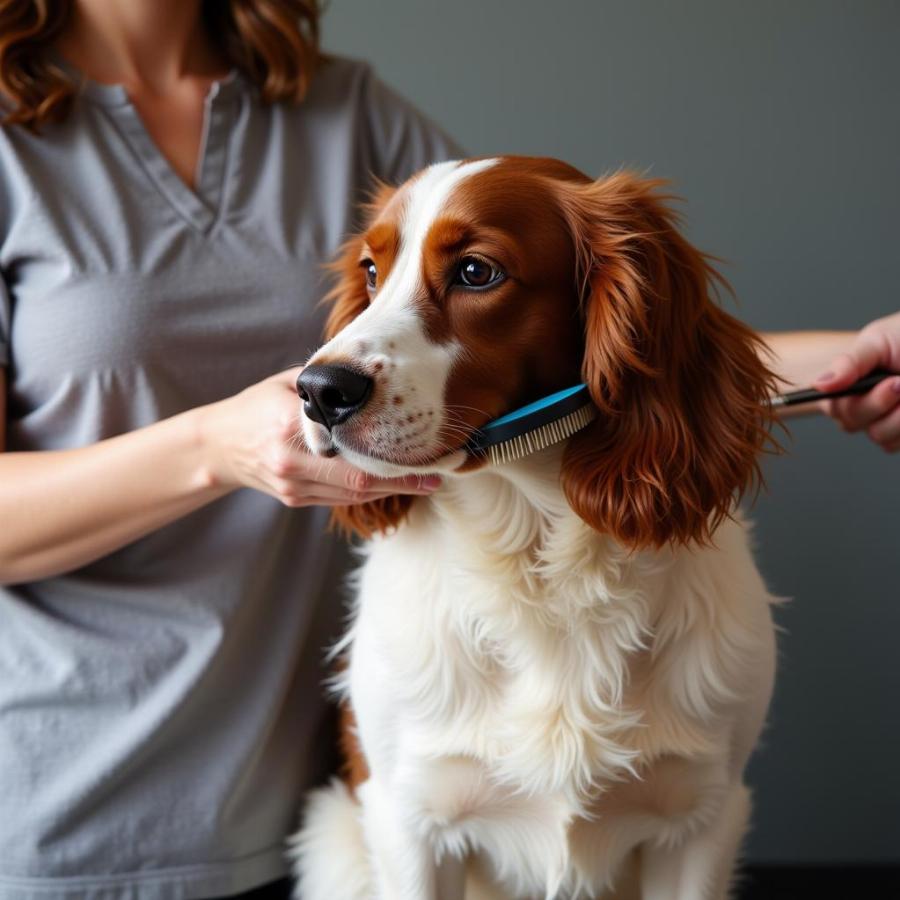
left=814, top=337, right=884, bottom=390
left=272, top=365, right=304, bottom=387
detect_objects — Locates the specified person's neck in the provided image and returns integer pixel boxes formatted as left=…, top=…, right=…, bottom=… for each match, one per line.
left=55, top=0, right=226, bottom=93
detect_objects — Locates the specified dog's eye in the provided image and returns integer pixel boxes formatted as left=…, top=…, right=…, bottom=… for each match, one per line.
left=360, top=259, right=377, bottom=291
left=456, top=256, right=505, bottom=290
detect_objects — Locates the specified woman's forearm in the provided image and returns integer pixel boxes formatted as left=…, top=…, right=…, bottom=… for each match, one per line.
left=760, top=330, right=854, bottom=390
left=0, top=365, right=442, bottom=586
left=0, top=406, right=231, bottom=585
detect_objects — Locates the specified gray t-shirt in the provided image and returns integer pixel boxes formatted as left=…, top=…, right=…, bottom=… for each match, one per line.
left=0, top=56, right=461, bottom=900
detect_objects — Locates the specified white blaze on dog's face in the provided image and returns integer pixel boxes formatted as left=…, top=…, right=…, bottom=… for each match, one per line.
left=298, top=157, right=587, bottom=478
left=300, top=160, right=496, bottom=476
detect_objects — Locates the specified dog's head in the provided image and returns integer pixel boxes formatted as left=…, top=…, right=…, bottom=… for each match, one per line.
left=299, top=157, right=776, bottom=547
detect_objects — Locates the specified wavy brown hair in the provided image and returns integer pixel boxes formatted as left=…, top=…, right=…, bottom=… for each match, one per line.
left=0, top=0, right=320, bottom=131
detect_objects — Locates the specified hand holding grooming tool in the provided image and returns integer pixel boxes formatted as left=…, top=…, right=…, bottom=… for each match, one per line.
left=467, top=369, right=895, bottom=467
left=771, top=370, right=892, bottom=408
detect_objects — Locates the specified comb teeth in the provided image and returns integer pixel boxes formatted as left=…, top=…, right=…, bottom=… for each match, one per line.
left=487, top=404, right=596, bottom=466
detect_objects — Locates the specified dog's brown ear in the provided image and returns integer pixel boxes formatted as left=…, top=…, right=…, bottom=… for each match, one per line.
left=558, top=172, right=778, bottom=549
left=321, top=185, right=414, bottom=540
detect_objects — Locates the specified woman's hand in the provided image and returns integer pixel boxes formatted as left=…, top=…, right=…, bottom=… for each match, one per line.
left=200, top=368, right=441, bottom=506
left=813, top=311, right=900, bottom=452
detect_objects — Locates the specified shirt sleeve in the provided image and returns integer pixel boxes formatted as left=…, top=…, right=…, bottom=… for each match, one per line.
left=361, top=67, right=468, bottom=185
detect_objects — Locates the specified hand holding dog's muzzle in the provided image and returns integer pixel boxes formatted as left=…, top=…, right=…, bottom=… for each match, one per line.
left=198, top=367, right=440, bottom=507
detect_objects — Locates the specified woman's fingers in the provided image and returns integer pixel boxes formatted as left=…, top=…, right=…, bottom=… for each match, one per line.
left=296, top=451, right=441, bottom=494
left=813, top=312, right=900, bottom=451
left=814, top=338, right=885, bottom=393
left=302, top=487, right=419, bottom=508
left=261, top=449, right=441, bottom=507
left=866, top=403, right=900, bottom=453
left=281, top=482, right=436, bottom=508
left=823, top=375, right=900, bottom=432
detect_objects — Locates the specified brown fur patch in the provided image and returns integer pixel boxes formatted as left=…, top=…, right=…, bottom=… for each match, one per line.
left=337, top=701, right=370, bottom=794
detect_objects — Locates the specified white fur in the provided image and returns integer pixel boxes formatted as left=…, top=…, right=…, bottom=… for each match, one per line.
left=287, top=781, right=371, bottom=900
left=292, top=446, right=776, bottom=899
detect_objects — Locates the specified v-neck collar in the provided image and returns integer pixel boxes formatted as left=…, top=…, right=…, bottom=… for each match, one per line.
left=78, top=70, right=244, bottom=234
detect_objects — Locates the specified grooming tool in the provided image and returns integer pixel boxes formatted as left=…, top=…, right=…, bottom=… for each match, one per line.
left=467, top=369, right=894, bottom=467
left=466, top=384, right=596, bottom=466
left=771, top=370, right=892, bottom=408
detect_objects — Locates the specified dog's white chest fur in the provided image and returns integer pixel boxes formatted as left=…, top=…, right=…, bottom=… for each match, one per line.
left=302, top=450, right=776, bottom=898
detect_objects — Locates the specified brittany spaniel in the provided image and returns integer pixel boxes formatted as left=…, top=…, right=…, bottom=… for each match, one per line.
left=290, top=157, right=778, bottom=899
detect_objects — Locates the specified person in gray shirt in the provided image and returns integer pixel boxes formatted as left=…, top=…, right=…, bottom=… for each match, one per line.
left=0, top=2, right=457, bottom=898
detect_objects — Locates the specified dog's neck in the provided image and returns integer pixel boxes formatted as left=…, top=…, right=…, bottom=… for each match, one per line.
left=436, top=443, right=573, bottom=553
left=416, top=442, right=670, bottom=622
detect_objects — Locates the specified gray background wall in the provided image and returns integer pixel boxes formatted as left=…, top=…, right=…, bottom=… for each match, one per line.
left=322, top=0, right=900, bottom=864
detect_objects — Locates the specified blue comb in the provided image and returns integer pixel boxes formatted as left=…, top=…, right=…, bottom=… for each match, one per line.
left=466, top=384, right=597, bottom=465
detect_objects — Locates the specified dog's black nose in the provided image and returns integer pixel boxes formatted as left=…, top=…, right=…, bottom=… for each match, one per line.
left=297, top=364, right=373, bottom=430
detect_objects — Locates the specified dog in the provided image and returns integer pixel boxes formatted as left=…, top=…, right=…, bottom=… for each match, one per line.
left=290, top=157, right=778, bottom=899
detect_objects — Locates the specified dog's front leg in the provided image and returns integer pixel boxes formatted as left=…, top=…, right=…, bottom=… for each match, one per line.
left=357, top=776, right=440, bottom=900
